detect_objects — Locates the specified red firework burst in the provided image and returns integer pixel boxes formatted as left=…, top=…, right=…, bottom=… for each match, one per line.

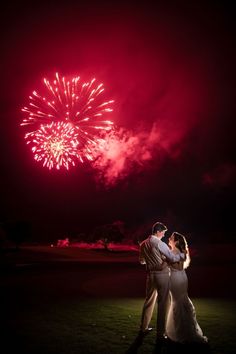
left=25, top=122, right=81, bottom=170
left=21, top=73, right=114, bottom=167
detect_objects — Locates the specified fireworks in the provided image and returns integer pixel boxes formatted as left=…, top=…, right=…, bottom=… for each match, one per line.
left=25, top=122, right=81, bottom=170
left=21, top=73, right=114, bottom=169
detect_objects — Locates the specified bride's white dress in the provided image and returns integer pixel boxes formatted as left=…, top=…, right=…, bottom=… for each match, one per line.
left=166, top=267, right=208, bottom=343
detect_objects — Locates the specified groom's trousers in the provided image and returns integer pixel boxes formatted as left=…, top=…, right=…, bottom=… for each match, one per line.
left=140, top=268, right=170, bottom=337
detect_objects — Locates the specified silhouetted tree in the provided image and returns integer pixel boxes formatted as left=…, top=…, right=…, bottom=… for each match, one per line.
left=3, top=220, right=32, bottom=249
left=0, top=223, right=7, bottom=250
left=91, top=222, right=124, bottom=250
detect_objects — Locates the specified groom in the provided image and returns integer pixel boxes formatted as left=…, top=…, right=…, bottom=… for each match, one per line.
left=139, top=221, right=185, bottom=342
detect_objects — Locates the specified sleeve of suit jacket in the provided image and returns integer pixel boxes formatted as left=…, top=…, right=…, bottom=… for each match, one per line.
left=155, top=239, right=185, bottom=262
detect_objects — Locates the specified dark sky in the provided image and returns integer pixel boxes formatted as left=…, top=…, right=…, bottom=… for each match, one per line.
left=1, top=0, right=236, bottom=242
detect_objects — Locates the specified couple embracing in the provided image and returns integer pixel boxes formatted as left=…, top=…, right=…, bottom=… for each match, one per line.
left=139, top=222, right=208, bottom=346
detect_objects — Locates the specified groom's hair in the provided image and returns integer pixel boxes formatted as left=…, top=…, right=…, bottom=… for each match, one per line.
left=152, top=222, right=167, bottom=234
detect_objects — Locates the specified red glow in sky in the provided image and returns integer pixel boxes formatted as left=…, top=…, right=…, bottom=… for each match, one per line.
left=1, top=1, right=235, bottom=238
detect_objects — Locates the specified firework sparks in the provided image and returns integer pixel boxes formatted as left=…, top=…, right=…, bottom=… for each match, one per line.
left=21, top=73, right=114, bottom=167
left=25, top=122, right=81, bottom=170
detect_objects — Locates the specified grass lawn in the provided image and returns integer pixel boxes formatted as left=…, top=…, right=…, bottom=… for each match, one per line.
left=1, top=246, right=236, bottom=353
left=3, top=297, right=236, bottom=354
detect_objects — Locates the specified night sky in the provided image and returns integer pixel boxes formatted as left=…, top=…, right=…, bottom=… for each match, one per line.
left=1, top=0, right=236, bottom=242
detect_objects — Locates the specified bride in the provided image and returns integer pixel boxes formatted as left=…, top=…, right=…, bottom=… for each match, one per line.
left=165, top=232, right=208, bottom=343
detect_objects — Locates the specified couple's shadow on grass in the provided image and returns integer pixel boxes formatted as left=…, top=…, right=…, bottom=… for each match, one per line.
left=125, top=332, right=212, bottom=354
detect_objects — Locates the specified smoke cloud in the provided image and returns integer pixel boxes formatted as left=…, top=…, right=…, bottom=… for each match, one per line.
left=90, top=121, right=187, bottom=186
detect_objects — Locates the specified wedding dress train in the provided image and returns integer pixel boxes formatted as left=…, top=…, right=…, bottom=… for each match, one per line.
left=166, top=268, right=208, bottom=343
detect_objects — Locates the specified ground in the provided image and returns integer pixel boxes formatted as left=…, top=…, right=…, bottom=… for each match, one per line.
left=1, top=245, right=235, bottom=353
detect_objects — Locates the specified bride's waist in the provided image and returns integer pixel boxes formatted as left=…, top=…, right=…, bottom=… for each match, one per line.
left=170, top=268, right=185, bottom=273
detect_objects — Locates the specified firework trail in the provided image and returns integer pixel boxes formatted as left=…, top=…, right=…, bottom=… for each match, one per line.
left=21, top=73, right=114, bottom=168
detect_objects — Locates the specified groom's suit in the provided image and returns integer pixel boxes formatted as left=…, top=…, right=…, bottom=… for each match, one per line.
left=139, top=235, right=184, bottom=338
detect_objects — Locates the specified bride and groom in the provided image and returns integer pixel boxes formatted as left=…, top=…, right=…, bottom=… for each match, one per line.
left=139, top=221, right=208, bottom=346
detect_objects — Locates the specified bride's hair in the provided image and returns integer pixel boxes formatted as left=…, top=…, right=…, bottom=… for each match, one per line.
left=173, top=232, right=191, bottom=269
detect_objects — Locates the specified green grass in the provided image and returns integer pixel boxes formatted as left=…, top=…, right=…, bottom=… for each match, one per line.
left=5, top=298, right=236, bottom=354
